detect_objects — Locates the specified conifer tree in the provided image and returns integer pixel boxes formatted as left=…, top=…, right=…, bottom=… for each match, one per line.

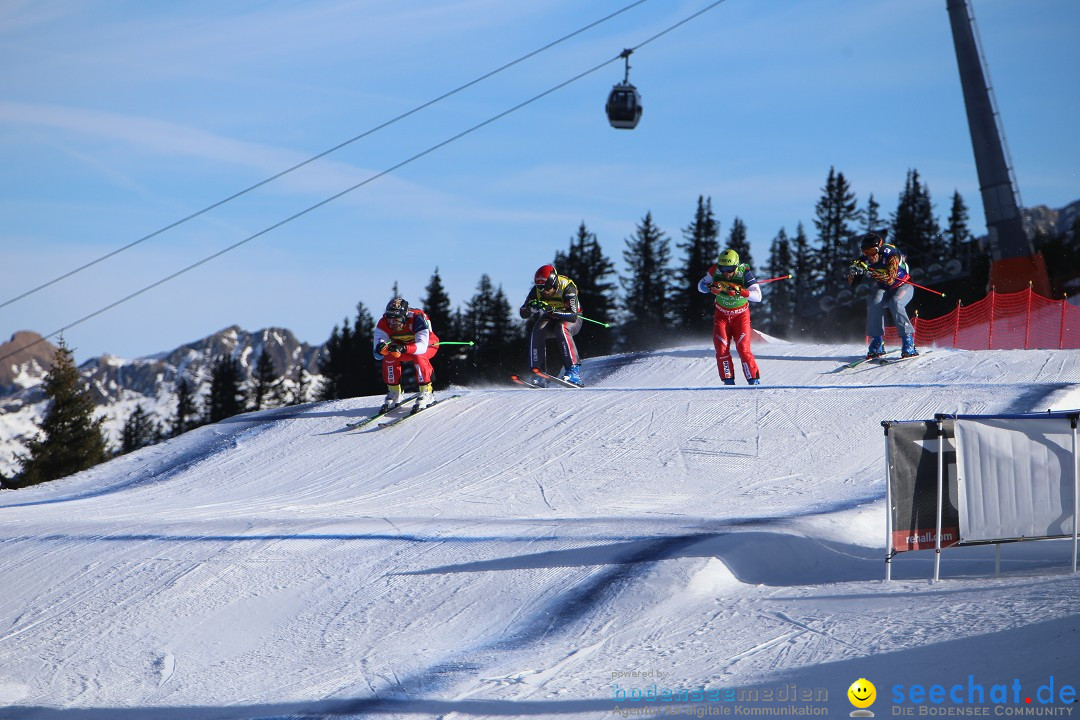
left=553, top=221, right=618, bottom=356
left=318, top=320, right=352, bottom=401
left=445, top=307, right=470, bottom=384
left=290, top=365, right=311, bottom=405
left=318, top=303, right=381, bottom=399
left=13, top=341, right=108, bottom=487
left=464, top=274, right=522, bottom=381
left=251, top=348, right=278, bottom=411
left=421, top=268, right=453, bottom=338
left=421, top=268, right=461, bottom=388
left=489, top=285, right=520, bottom=376
left=944, top=190, right=974, bottom=260
left=350, top=303, right=383, bottom=396
left=791, top=223, right=815, bottom=335
left=673, top=197, right=720, bottom=334
left=204, top=355, right=246, bottom=423
left=171, top=375, right=198, bottom=437
left=863, top=193, right=883, bottom=234
left=725, top=217, right=754, bottom=270
left=891, top=169, right=943, bottom=268
left=764, top=228, right=796, bottom=337
left=620, top=211, right=672, bottom=350
left=270, top=376, right=289, bottom=407
left=812, top=166, right=861, bottom=291
left=120, top=404, right=158, bottom=454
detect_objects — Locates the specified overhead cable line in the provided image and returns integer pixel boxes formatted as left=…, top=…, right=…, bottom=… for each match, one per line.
left=0, top=0, right=651, bottom=313
left=0, top=0, right=729, bottom=365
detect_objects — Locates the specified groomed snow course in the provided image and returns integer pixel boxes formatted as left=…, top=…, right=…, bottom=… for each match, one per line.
left=2, top=340, right=1079, bottom=719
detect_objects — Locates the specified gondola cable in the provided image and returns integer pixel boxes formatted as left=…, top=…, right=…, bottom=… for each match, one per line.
left=0, top=0, right=729, bottom=365
left=0, top=0, right=653, bottom=313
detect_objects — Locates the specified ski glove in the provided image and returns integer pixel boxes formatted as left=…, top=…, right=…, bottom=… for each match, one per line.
left=712, top=280, right=747, bottom=297
left=378, top=341, right=406, bottom=357
left=847, top=260, right=868, bottom=284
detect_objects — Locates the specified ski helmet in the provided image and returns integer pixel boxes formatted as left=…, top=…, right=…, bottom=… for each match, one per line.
left=534, top=264, right=558, bottom=292
left=860, top=232, right=884, bottom=252
left=384, top=297, right=409, bottom=322
left=716, top=249, right=740, bottom=272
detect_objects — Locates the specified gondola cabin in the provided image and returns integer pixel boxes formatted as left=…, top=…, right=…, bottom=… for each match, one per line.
left=606, top=83, right=642, bottom=129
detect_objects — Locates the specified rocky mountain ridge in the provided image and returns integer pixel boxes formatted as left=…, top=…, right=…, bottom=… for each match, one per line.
left=0, top=331, right=57, bottom=396
left=0, top=326, right=327, bottom=476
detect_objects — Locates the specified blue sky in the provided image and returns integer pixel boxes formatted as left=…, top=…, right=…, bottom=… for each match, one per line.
left=2, top=0, right=1078, bottom=362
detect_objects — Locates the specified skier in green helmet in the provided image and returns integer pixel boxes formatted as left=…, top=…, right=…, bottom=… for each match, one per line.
left=697, top=249, right=763, bottom=385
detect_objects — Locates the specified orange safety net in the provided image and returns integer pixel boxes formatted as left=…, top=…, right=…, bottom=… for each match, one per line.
left=883, top=287, right=1080, bottom=350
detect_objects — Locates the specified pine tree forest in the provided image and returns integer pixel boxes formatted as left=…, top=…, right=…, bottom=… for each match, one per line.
left=309, top=165, right=993, bottom=392
left=23, top=165, right=1015, bottom=483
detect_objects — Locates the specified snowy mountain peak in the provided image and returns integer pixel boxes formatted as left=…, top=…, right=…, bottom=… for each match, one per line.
left=0, top=331, right=57, bottom=394
left=0, top=326, right=327, bottom=475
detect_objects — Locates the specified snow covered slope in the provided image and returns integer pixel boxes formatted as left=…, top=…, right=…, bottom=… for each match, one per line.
left=2, top=341, right=1079, bottom=719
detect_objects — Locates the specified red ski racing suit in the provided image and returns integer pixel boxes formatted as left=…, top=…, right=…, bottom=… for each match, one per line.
left=697, top=262, right=763, bottom=384
left=373, top=308, right=439, bottom=386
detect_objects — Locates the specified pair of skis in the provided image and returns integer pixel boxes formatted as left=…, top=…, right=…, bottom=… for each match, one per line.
left=842, top=349, right=931, bottom=370
left=510, top=367, right=583, bottom=389
left=344, top=393, right=460, bottom=431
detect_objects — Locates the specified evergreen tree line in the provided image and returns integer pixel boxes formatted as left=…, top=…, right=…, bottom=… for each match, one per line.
left=320, top=165, right=986, bottom=390
left=6, top=164, right=1048, bottom=489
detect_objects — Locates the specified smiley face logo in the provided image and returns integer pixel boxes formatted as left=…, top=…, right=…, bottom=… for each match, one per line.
left=848, top=678, right=876, bottom=709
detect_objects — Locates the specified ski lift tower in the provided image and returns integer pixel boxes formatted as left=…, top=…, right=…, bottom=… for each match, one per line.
left=946, top=0, right=1051, bottom=294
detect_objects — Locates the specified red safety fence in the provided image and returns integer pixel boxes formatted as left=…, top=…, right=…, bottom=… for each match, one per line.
left=883, top=287, right=1080, bottom=350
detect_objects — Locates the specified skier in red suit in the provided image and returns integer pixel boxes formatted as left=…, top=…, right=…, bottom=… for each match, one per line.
left=373, top=297, right=439, bottom=412
left=697, top=249, right=763, bottom=385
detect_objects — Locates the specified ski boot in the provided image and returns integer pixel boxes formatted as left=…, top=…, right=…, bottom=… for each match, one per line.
left=562, top=364, right=583, bottom=387
left=748, top=377, right=761, bottom=386
left=380, top=384, right=403, bottom=414
left=413, top=382, right=435, bottom=412
left=722, top=378, right=736, bottom=386
left=901, top=335, right=919, bottom=358
left=866, top=336, right=886, bottom=359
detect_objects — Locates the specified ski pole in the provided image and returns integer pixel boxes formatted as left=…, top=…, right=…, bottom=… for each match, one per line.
left=432, top=340, right=475, bottom=346
left=580, top=315, right=611, bottom=328
left=901, top=278, right=946, bottom=297
left=756, top=274, right=792, bottom=285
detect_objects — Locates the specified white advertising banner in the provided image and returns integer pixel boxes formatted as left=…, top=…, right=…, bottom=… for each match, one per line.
left=955, top=417, right=1077, bottom=542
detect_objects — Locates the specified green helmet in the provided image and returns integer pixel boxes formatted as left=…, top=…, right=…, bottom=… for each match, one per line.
left=717, top=249, right=740, bottom=271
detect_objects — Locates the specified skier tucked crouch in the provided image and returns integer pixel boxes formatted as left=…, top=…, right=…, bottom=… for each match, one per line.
left=697, top=249, right=762, bottom=386
left=847, top=231, right=918, bottom=359
left=519, top=264, right=584, bottom=387
left=373, top=297, right=439, bottom=412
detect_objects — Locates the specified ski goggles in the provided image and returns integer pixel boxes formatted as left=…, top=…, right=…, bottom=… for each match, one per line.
left=535, top=276, right=558, bottom=292
left=717, top=265, right=737, bottom=274
left=863, top=247, right=880, bottom=258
